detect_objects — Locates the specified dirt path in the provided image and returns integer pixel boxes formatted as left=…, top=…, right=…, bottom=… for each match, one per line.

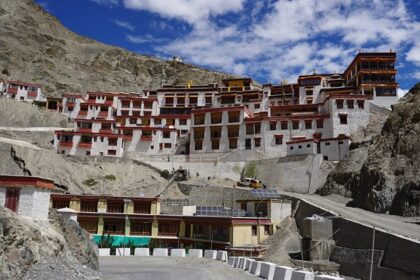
left=0, top=137, right=43, bottom=150
left=284, top=192, right=420, bottom=241
left=100, top=256, right=258, bottom=280
left=0, top=127, right=72, bottom=131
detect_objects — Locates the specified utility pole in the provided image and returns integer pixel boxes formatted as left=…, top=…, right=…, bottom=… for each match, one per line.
left=369, top=226, right=376, bottom=280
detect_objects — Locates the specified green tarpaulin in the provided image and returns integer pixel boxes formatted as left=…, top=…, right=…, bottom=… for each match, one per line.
left=92, top=234, right=151, bottom=247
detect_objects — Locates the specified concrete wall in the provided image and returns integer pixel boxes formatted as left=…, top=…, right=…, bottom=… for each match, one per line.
left=293, top=199, right=420, bottom=280
left=0, top=187, right=6, bottom=208
left=17, top=187, right=50, bottom=220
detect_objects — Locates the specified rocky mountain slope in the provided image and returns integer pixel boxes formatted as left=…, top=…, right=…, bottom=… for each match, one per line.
left=318, top=83, right=420, bottom=216
left=0, top=0, right=234, bottom=97
left=0, top=208, right=100, bottom=280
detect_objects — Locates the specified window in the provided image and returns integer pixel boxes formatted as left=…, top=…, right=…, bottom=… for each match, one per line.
left=131, top=221, right=151, bottom=235
left=195, top=141, right=202, bottom=150
left=275, top=136, right=283, bottom=145
left=305, top=120, right=312, bottom=129
left=270, top=122, right=277, bottom=130
left=80, top=200, right=98, bottom=212
left=347, top=100, right=354, bottom=109
left=85, top=151, right=90, bottom=156
left=103, top=220, right=124, bottom=235
left=307, top=144, right=311, bottom=148
left=240, top=202, right=247, bottom=211
left=316, top=119, right=323, bottom=129
left=325, top=142, right=330, bottom=146
left=306, top=90, right=313, bottom=96
left=336, top=99, right=344, bottom=109
left=254, top=104, right=260, bottom=109
left=339, top=114, right=348, bottom=124
left=264, top=225, right=271, bottom=235
left=52, top=199, right=70, bottom=209
left=229, top=139, right=237, bottom=149
left=164, top=143, right=172, bottom=149
left=255, top=124, right=261, bottom=134
left=158, top=223, right=179, bottom=236
left=339, top=141, right=344, bottom=144
left=281, top=122, right=288, bottom=130
left=154, top=118, right=161, bottom=125
left=252, top=225, right=257, bottom=236
left=245, top=139, right=252, bottom=149
left=179, top=119, right=187, bottom=125
left=163, top=131, right=171, bottom=138
left=290, top=146, right=294, bottom=150
left=298, top=145, right=302, bottom=149
left=108, top=150, right=116, bottom=156
left=357, top=100, right=365, bottom=109
left=78, top=218, right=98, bottom=234
left=254, top=138, right=261, bottom=147
left=246, top=124, right=254, bottom=135
left=108, top=138, right=118, bottom=146
left=211, top=140, right=219, bottom=150
left=130, top=118, right=137, bottom=124
left=107, top=200, right=124, bottom=213
left=292, top=121, right=299, bottom=130
left=255, top=202, right=268, bottom=217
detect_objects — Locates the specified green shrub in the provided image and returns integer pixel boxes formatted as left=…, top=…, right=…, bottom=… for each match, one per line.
left=104, top=174, right=116, bottom=181
left=82, top=178, right=98, bottom=186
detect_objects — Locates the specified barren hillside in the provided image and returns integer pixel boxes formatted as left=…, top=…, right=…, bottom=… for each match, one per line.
left=318, top=83, right=420, bottom=216
left=0, top=0, right=234, bottom=96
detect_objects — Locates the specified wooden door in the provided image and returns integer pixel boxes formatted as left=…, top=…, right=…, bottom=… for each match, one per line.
left=5, top=188, right=20, bottom=212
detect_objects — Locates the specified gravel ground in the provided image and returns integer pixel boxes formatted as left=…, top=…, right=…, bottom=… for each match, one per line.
left=100, top=257, right=259, bottom=280
left=23, top=257, right=102, bottom=280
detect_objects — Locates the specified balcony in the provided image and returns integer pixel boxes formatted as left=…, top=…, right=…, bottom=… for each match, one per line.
left=59, top=141, right=73, bottom=147
left=78, top=142, right=92, bottom=148
left=27, top=91, right=37, bottom=97
left=141, top=135, right=153, bottom=141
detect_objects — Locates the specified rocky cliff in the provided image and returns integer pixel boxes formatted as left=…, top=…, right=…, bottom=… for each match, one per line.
left=0, top=208, right=100, bottom=280
left=318, top=84, right=420, bottom=216
left=0, top=0, right=234, bottom=97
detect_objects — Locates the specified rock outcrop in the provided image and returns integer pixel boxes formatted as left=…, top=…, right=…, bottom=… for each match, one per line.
left=0, top=208, right=100, bottom=280
left=0, top=0, right=234, bottom=97
left=318, top=84, right=420, bottom=216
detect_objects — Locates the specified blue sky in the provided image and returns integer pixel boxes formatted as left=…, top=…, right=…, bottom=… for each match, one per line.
left=36, top=0, right=419, bottom=93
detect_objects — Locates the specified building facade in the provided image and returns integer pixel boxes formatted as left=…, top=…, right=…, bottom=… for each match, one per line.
left=50, top=51, right=398, bottom=161
left=50, top=193, right=291, bottom=256
left=0, top=175, right=54, bottom=220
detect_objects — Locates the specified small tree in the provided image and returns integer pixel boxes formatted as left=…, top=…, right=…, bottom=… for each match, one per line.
left=243, top=161, right=259, bottom=179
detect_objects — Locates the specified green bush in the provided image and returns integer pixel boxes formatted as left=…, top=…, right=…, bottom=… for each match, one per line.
left=104, top=174, right=116, bottom=181
left=82, top=178, right=98, bottom=186
left=243, top=161, right=259, bottom=178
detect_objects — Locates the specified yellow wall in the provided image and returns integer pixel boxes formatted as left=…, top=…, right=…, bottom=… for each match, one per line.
left=69, top=198, right=80, bottom=212
left=228, top=80, right=245, bottom=87
left=151, top=219, right=159, bottom=237
left=124, top=218, right=130, bottom=235
left=232, top=225, right=254, bottom=246
left=151, top=201, right=160, bottom=215
left=179, top=221, right=185, bottom=238
left=126, top=201, right=134, bottom=214
left=97, top=216, right=104, bottom=235
left=98, top=199, right=107, bottom=213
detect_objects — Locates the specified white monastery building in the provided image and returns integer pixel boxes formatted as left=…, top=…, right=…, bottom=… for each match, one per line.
left=50, top=51, right=398, bottom=161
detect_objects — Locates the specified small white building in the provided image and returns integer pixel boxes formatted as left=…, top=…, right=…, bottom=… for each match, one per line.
left=0, top=175, right=54, bottom=220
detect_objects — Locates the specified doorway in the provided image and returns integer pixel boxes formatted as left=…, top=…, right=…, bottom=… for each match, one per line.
left=5, top=188, right=20, bottom=212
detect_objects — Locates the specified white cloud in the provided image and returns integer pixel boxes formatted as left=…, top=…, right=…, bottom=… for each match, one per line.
left=123, top=0, right=245, bottom=25
left=90, top=0, right=119, bottom=7
left=113, top=20, right=135, bottom=31
left=127, top=34, right=166, bottom=44
left=406, top=42, right=420, bottom=65
left=397, top=88, right=408, bottom=98
left=119, top=0, right=419, bottom=85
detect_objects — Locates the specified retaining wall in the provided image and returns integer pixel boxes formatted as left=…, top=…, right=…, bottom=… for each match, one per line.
left=293, top=199, right=420, bottom=280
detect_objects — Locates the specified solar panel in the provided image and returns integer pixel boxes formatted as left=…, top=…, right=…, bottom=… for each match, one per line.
left=250, top=188, right=281, bottom=199
left=194, top=206, right=245, bottom=217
